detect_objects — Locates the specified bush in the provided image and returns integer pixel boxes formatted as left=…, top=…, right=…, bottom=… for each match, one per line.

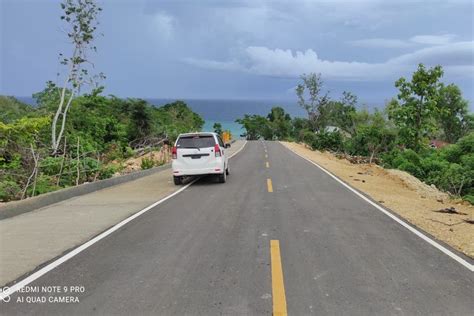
left=141, top=157, right=154, bottom=170
left=301, top=129, right=316, bottom=146
left=463, top=195, right=474, bottom=205
left=420, top=155, right=450, bottom=186
left=457, top=132, right=474, bottom=153
left=0, top=180, right=21, bottom=202
left=40, top=157, right=63, bottom=176
left=401, top=149, right=421, bottom=166
left=380, top=148, right=402, bottom=167
left=397, top=161, right=424, bottom=178
left=312, top=131, right=344, bottom=152
left=26, top=175, right=60, bottom=197
left=98, top=164, right=121, bottom=180
left=438, top=163, right=471, bottom=195
left=440, top=144, right=462, bottom=164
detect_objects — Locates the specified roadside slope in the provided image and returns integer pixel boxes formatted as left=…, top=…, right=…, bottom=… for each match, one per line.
left=281, top=141, right=474, bottom=258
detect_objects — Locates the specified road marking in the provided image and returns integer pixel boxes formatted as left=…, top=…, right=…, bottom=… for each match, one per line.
left=267, top=178, right=273, bottom=192
left=266, top=161, right=270, bottom=168
left=270, top=240, right=288, bottom=316
left=265, top=154, right=268, bottom=159
left=283, top=143, right=474, bottom=272
left=0, top=141, right=248, bottom=300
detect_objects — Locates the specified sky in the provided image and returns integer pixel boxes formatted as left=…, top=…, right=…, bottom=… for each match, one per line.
left=1, top=0, right=473, bottom=107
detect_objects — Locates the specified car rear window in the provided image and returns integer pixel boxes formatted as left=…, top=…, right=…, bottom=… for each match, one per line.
left=176, top=135, right=216, bottom=148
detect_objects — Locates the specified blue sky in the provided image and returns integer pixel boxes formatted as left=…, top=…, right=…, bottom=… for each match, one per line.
left=1, top=0, right=473, bottom=107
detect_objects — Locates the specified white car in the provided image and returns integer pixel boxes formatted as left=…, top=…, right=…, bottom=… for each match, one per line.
left=171, top=132, right=230, bottom=185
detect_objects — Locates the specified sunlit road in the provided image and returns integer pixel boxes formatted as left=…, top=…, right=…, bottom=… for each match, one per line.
left=3, top=141, right=473, bottom=315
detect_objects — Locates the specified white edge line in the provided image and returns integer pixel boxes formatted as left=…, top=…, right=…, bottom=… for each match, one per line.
left=281, top=142, right=474, bottom=272
left=0, top=140, right=248, bottom=299
left=229, top=140, right=247, bottom=159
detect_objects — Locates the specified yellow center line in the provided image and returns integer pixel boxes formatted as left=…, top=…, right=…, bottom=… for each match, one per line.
left=270, top=240, right=287, bottom=316
left=266, top=161, right=270, bottom=168
left=267, top=178, right=273, bottom=192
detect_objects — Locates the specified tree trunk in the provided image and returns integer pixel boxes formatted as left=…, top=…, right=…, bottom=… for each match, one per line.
left=57, top=137, right=67, bottom=186
left=76, top=137, right=81, bottom=186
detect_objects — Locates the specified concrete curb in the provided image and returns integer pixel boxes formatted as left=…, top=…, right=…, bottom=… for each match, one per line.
left=0, top=164, right=171, bottom=221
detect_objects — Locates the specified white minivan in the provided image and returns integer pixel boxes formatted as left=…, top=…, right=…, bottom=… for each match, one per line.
left=171, top=132, right=230, bottom=185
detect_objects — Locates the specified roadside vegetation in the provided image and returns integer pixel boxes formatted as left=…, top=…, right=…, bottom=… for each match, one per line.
left=0, top=94, right=204, bottom=202
left=237, top=65, right=474, bottom=204
left=0, top=0, right=204, bottom=202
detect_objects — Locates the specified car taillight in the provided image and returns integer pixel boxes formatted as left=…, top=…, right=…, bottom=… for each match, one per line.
left=214, top=144, right=221, bottom=157
left=172, top=146, right=177, bottom=159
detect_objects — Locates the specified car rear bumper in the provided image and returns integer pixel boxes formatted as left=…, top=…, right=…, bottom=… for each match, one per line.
left=172, top=160, right=225, bottom=176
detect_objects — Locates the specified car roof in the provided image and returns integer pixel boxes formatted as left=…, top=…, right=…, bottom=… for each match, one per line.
left=178, top=132, right=216, bottom=137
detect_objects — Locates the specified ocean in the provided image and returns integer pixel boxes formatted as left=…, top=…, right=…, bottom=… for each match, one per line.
left=15, top=97, right=306, bottom=139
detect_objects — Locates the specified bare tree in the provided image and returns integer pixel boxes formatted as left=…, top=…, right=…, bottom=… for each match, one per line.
left=296, top=73, right=330, bottom=132
left=22, top=144, right=40, bottom=199
left=51, top=0, right=104, bottom=154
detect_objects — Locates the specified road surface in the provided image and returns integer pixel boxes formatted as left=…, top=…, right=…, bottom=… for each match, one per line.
left=2, top=141, right=473, bottom=315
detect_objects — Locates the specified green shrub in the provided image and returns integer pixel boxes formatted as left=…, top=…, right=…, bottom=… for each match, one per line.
left=0, top=180, right=21, bottom=201
left=401, top=149, right=421, bottom=166
left=26, top=175, right=59, bottom=197
left=463, top=195, right=474, bottom=205
left=457, top=132, right=474, bottom=153
left=397, top=161, right=424, bottom=178
left=141, top=157, right=154, bottom=170
left=380, top=148, right=403, bottom=168
left=98, top=164, right=120, bottom=179
left=440, top=144, right=462, bottom=164
left=420, top=155, right=450, bottom=185
left=438, top=163, right=471, bottom=195
left=460, top=153, right=474, bottom=169
left=312, top=131, right=344, bottom=152
left=40, top=157, right=63, bottom=176
left=301, top=129, right=316, bottom=146
left=123, top=146, right=135, bottom=159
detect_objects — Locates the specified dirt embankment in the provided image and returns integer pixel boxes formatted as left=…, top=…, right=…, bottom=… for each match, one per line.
left=281, top=141, right=474, bottom=258
left=111, top=146, right=172, bottom=175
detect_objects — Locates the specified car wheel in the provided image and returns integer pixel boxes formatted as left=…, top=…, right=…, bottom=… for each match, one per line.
left=226, top=165, right=229, bottom=175
left=173, top=176, right=182, bottom=185
left=218, top=171, right=226, bottom=183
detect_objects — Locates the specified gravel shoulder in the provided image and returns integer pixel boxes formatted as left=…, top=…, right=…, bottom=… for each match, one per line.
left=281, top=141, right=474, bottom=258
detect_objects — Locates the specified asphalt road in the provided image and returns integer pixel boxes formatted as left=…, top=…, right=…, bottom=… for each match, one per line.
left=2, top=141, right=473, bottom=315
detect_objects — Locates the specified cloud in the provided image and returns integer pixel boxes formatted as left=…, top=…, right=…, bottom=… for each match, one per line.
left=153, top=11, right=175, bottom=40
left=350, top=34, right=458, bottom=48
left=182, top=57, right=242, bottom=72
left=183, top=41, right=474, bottom=81
left=410, top=34, right=457, bottom=45
left=349, top=38, right=413, bottom=48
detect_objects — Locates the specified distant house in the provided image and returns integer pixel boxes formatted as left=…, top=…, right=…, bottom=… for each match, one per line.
left=318, top=126, right=351, bottom=138
left=324, top=126, right=340, bottom=133
left=429, top=139, right=450, bottom=149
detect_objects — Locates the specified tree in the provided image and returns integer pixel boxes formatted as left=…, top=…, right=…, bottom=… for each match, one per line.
left=129, top=99, right=153, bottom=141
left=213, top=122, right=223, bottom=135
left=437, top=84, right=470, bottom=143
left=296, top=73, right=330, bottom=132
left=0, top=96, right=34, bottom=123
left=291, top=117, right=310, bottom=140
left=235, top=115, right=272, bottom=140
left=323, top=91, right=358, bottom=135
left=267, top=107, right=292, bottom=140
left=51, top=0, right=104, bottom=154
left=389, top=64, right=444, bottom=151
